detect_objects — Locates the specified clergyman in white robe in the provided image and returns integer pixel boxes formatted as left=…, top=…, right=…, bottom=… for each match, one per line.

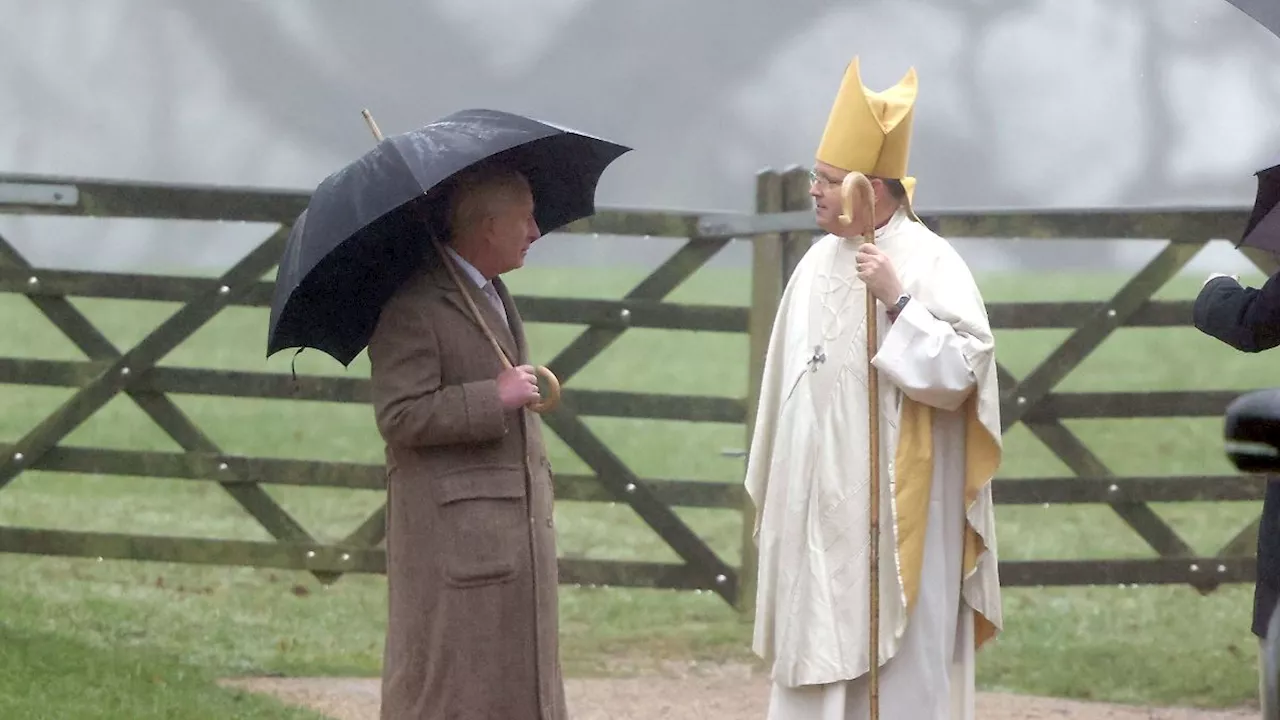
left=743, top=208, right=1004, bottom=719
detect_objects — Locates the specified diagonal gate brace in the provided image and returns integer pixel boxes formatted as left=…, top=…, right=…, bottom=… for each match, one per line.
left=0, top=229, right=346, bottom=583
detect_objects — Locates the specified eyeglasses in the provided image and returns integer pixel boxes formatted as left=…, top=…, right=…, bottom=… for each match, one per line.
left=808, top=169, right=839, bottom=188
left=810, top=169, right=886, bottom=188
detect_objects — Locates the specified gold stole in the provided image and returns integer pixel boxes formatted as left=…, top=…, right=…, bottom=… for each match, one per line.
left=892, top=394, right=1001, bottom=650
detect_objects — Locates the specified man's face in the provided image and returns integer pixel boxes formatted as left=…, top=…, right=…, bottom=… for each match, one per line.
left=484, top=182, right=541, bottom=275
left=809, top=161, right=850, bottom=236
left=809, top=161, right=891, bottom=237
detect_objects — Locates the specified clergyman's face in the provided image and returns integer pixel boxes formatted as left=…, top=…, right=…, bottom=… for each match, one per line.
left=808, top=161, right=895, bottom=237
left=809, top=161, right=849, bottom=236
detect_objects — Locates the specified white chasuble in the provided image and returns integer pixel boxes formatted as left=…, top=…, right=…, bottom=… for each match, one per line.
left=743, top=209, right=1004, bottom=719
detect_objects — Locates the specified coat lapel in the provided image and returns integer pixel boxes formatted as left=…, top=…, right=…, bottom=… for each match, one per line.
left=430, top=260, right=519, bottom=365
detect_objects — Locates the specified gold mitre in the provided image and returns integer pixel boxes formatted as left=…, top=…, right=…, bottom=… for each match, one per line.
left=816, top=56, right=918, bottom=201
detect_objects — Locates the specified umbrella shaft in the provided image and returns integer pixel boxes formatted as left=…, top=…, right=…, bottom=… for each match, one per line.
left=432, top=240, right=516, bottom=370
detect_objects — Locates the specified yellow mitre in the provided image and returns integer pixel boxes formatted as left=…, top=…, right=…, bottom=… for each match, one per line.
left=816, top=56, right=918, bottom=202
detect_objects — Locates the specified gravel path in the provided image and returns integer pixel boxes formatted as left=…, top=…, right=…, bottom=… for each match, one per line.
left=221, top=663, right=1259, bottom=720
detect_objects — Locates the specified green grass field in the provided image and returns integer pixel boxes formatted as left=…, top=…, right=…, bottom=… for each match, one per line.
left=0, top=256, right=1276, bottom=717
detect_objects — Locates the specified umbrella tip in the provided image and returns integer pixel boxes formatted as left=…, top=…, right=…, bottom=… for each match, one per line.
left=361, top=109, right=385, bottom=142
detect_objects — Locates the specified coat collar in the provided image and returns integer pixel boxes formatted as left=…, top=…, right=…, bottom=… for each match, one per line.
left=424, top=252, right=524, bottom=365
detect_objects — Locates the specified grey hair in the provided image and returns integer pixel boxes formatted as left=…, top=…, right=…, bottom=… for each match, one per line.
left=445, top=164, right=531, bottom=242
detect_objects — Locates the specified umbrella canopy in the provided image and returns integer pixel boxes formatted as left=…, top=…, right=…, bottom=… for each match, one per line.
left=266, top=108, right=631, bottom=365
left=1238, top=157, right=1280, bottom=254
left=1223, top=0, right=1280, bottom=253
left=1224, top=0, right=1280, bottom=38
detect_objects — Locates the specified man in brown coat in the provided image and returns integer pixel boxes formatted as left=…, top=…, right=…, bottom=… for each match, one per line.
left=367, top=162, right=566, bottom=719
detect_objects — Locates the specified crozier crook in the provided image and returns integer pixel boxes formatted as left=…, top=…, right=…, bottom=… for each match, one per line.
left=840, top=169, right=883, bottom=719
left=360, top=108, right=562, bottom=414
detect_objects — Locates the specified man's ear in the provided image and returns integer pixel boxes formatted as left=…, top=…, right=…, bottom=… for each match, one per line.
left=486, top=214, right=511, bottom=251
left=476, top=214, right=496, bottom=243
left=871, top=177, right=896, bottom=206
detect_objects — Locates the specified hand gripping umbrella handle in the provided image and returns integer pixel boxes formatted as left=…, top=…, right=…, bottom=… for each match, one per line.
left=841, top=170, right=881, bottom=720
left=361, top=109, right=561, bottom=414
left=430, top=236, right=562, bottom=414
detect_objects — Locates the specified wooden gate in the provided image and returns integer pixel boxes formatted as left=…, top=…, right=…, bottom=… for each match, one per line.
left=0, top=173, right=749, bottom=603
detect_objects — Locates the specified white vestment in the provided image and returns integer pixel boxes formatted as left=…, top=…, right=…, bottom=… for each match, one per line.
left=744, top=209, right=1004, bottom=720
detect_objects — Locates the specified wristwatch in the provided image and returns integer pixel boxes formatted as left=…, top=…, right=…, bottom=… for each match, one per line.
left=889, top=293, right=911, bottom=316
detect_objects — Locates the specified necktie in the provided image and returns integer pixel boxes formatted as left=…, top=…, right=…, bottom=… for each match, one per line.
left=483, top=282, right=509, bottom=331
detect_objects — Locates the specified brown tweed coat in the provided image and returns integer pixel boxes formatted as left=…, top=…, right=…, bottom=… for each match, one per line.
left=367, top=255, right=565, bottom=720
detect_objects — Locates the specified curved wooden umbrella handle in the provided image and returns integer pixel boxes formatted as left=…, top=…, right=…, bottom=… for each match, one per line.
left=528, top=365, right=561, bottom=413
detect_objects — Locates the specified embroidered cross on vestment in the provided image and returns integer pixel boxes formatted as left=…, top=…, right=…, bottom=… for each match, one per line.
left=807, top=345, right=826, bottom=372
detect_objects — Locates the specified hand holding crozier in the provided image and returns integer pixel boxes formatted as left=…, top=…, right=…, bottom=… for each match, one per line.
left=840, top=172, right=903, bottom=305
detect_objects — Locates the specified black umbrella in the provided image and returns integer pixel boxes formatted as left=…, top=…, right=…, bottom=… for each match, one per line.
left=1223, top=0, right=1280, bottom=38
left=1238, top=157, right=1280, bottom=254
left=266, top=107, right=631, bottom=368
